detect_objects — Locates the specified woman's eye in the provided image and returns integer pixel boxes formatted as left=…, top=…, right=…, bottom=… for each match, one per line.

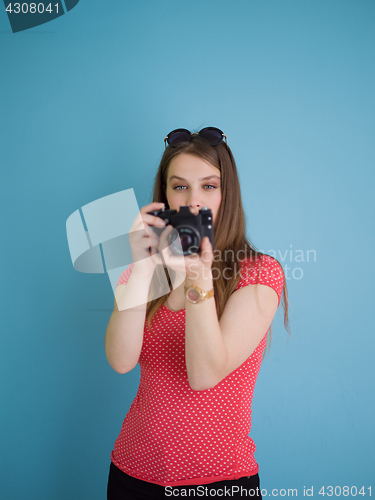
left=172, top=185, right=218, bottom=190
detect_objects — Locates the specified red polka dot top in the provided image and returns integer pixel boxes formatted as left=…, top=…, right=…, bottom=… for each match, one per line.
left=111, top=255, right=284, bottom=486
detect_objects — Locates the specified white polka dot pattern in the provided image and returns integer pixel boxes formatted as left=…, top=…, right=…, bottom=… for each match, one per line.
left=111, top=255, right=284, bottom=486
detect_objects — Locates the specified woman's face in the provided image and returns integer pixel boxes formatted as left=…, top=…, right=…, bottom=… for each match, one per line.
left=165, top=153, right=222, bottom=222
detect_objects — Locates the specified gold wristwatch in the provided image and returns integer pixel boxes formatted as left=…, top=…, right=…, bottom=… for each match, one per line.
left=184, top=285, right=214, bottom=304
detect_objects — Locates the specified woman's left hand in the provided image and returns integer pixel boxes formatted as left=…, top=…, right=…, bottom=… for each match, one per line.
left=155, top=225, right=214, bottom=282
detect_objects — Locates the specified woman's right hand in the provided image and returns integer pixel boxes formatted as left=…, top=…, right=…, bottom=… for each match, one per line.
left=128, top=202, right=167, bottom=278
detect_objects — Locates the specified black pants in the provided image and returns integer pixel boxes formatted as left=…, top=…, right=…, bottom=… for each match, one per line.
left=107, top=462, right=262, bottom=500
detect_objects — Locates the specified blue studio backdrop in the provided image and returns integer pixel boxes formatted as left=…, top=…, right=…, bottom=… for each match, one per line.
left=1, top=1, right=374, bottom=499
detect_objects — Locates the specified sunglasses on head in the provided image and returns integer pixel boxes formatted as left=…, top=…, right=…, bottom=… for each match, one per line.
left=164, top=127, right=227, bottom=148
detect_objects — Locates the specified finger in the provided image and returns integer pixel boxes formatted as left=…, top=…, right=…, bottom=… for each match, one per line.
left=200, top=237, right=213, bottom=263
left=202, top=236, right=213, bottom=249
left=146, top=231, right=159, bottom=245
left=142, top=214, right=167, bottom=229
left=130, top=227, right=158, bottom=244
left=141, top=225, right=159, bottom=244
left=150, top=250, right=164, bottom=265
left=141, top=201, right=165, bottom=211
left=145, top=227, right=158, bottom=243
left=158, top=225, right=174, bottom=250
left=140, top=203, right=166, bottom=226
left=131, top=203, right=166, bottom=232
left=140, top=202, right=165, bottom=214
left=143, top=214, right=165, bottom=227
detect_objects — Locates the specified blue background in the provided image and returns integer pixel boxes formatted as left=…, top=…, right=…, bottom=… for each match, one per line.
left=1, top=1, right=374, bottom=498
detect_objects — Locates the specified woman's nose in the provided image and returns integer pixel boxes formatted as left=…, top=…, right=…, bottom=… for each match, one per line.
left=187, top=192, right=201, bottom=214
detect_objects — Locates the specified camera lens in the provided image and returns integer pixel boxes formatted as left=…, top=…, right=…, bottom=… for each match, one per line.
left=174, top=226, right=200, bottom=255
left=180, top=234, right=193, bottom=247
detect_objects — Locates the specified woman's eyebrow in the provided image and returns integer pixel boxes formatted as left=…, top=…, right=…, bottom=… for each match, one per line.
left=169, top=175, right=221, bottom=182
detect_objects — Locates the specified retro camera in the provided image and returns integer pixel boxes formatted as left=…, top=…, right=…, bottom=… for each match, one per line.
left=148, top=206, right=215, bottom=256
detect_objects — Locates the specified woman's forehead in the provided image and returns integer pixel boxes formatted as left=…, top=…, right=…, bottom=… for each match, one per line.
left=167, top=153, right=220, bottom=179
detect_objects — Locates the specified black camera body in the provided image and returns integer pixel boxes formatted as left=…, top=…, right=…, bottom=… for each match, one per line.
left=148, top=206, right=215, bottom=256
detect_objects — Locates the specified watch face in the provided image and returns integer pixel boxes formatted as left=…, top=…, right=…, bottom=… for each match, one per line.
left=187, top=287, right=201, bottom=303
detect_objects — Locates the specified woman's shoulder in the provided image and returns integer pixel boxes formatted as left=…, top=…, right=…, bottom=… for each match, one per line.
left=236, top=254, right=284, bottom=305
left=239, top=253, right=283, bottom=272
left=116, top=263, right=134, bottom=287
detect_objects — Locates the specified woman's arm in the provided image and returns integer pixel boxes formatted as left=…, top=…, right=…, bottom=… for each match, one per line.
left=105, top=267, right=153, bottom=374
left=105, top=201, right=167, bottom=374
left=185, top=276, right=278, bottom=391
left=153, top=231, right=280, bottom=390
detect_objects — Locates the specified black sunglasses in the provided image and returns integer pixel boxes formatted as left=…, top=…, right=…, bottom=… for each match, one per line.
left=164, top=127, right=227, bottom=148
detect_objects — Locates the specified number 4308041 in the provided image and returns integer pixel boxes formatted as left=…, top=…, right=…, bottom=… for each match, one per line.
left=319, top=486, right=371, bottom=496
left=6, top=3, right=60, bottom=14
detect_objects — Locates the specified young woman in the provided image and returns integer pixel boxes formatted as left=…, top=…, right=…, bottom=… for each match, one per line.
left=105, top=127, right=289, bottom=500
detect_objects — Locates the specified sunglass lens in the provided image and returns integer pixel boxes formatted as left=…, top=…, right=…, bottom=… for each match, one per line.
left=167, top=129, right=191, bottom=147
left=199, top=128, right=223, bottom=146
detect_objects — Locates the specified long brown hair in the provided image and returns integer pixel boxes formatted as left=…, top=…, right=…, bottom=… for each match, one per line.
left=146, top=135, right=290, bottom=350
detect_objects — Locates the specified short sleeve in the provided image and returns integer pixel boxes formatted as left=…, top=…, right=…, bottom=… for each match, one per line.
left=116, top=263, right=134, bottom=288
left=235, top=255, right=284, bottom=306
